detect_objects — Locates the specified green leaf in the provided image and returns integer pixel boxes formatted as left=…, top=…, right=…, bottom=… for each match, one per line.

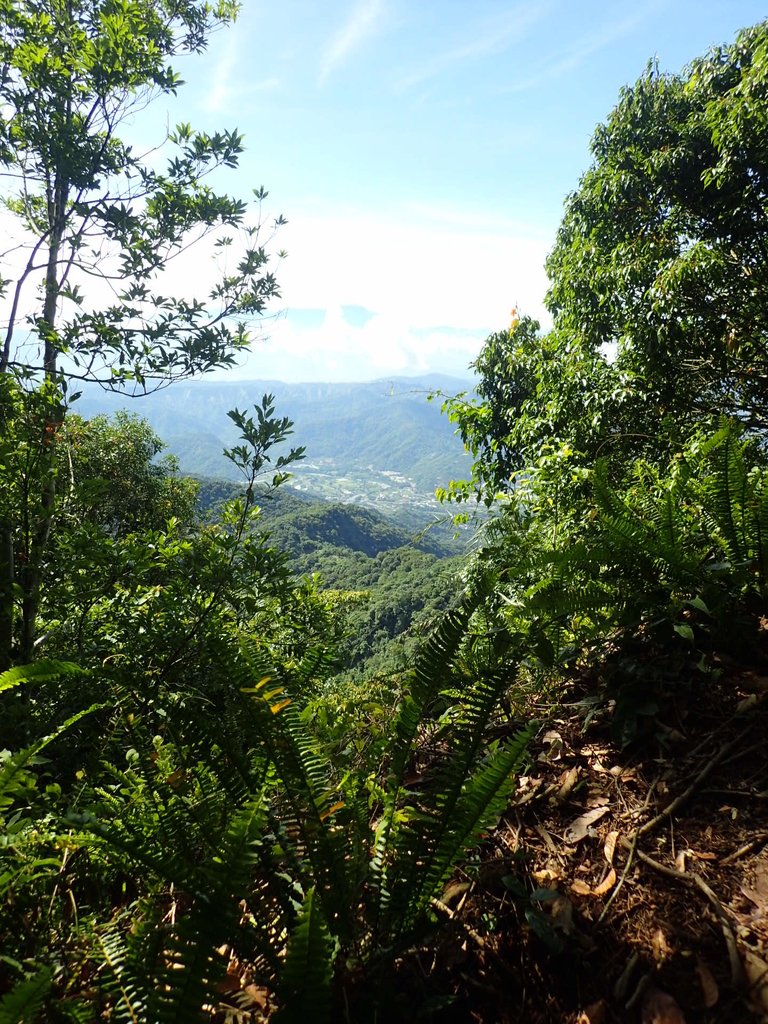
left=276, top=887, right=334, bottom=1024
left=0, top=660, right=86, bottom=694
left=0, top=966, right=52, bottom=1024
left=673, top=623, right=695, bottom=643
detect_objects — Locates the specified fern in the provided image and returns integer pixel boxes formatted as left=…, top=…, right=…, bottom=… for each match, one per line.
left=275, top=887, right=335, bottom=1024
left=0, top=660, right=87, bottom=694
left=235, top=640, right=359, bottom=946
left=0, top=704, right=104, bottom=812
left=368, top=577, right=533, bottom=948
left=0, top=966, right=52, bottom=1024
left=706, top=423, right=749, bottom=566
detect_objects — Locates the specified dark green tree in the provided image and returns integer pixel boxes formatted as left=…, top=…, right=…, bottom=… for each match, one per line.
left=0, top=0, right=286, bottom=662
left=58, top=411, right=198, bottom=535
left=546, top=20, right=768, bottom=432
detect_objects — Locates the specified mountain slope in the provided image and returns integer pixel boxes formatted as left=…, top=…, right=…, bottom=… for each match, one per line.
left=74, top=376, right=475, bottom=514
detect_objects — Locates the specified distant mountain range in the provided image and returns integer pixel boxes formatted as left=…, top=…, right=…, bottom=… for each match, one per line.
left=75, top=374, right=476, bottom=522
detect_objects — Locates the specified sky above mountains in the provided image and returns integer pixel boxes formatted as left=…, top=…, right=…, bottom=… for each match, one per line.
left=143, top=2, right=767, bottom=381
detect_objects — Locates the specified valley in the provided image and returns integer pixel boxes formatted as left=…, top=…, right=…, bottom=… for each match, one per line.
left=74, top=373, right=476, bottom=524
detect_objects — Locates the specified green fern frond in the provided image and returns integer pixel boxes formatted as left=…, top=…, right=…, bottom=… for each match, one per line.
left=0, top=659, right=87, bottom=694
left=369, top=596, right=477, bottom=923
left=706, top=422, right=748, bottom=564
left=93, top=792, right=282, bottom=1024
left=235, top=638, right=357, bottom=944
left=523, top=578, right=617, bottom=621
left=0, top=704, right=104, bottom=808
left=402, top=722, right=534, bottom=929
left=96, top=929, right=148, bottom=1024
left=275, top=886, right=334, bottom=1024
left=382, top=661, right=531, bottom=940
left=753, top=469, right=768, bottom=594
left=0, top=966, right=52, bottom=1024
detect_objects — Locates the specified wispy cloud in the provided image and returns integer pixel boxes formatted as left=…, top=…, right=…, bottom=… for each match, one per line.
left=318, top=0, right=386, bottom=85
left=203, top=35, right=280, bottom=113
left=394, top=3, right=552, bottom=93
left=503, top=2, right=666, bottom=94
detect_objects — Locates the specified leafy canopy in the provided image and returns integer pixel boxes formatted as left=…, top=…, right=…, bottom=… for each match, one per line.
left=547, top=20, right=768, bottom=430
left=0, top=0, right=283, bottom=389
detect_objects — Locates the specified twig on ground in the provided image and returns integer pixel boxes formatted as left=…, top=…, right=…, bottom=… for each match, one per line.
left=430, top=896, right=486, bottom=949
left=619, top=838, right=744, bottom=987
left=720, top=832, right=768, bottom=866
left=637, top=729, right=751, bottom=838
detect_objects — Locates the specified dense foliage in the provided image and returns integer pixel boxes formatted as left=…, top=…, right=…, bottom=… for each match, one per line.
left=4, top=11, right=768, bottom=1023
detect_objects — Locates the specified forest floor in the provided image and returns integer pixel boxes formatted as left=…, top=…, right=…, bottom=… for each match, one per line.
left=212, top=631, right=768, bottom=1023
left=422, top=636, right=768, bottom=1024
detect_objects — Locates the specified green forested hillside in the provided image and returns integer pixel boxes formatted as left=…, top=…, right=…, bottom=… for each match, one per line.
left=197, top=478, right=463, bottom=675
left=4, top=12, right=768, bottom=1024
left=75, top=375, right=475, bottom=516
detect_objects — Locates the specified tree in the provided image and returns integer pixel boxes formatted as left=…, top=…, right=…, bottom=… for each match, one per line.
left=438, top=315, right=627, bottom=504
left=1, top=0, right=283, bottom=389
left=441, top=21, right=768, bottom=511
left=0, top=0, right=286, bottom=663
left=546, top=20, right=768, bottom=432
left=58, top=410, right=198, bottom=535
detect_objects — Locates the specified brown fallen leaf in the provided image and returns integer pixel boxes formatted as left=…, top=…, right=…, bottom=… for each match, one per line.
left=641, top=984, right=687, bottom=1024
left=570, top=879, right=592, bottom=896
left=555, top=765, right=580, bottom=803
left=752, top=858, right=768, bottom=899
left=576, top=999, right=607, bottom=1024
left=592, top=867, right=617, bottom=897
left=603, top=829, right=619, bottom=865
left=743, top=948, right=768, bottom=1015
left=514, top=775, right=543, bottom=806
left=564, top=805, right=610, bottom=843
left=695, top=959, right=719, bottom=1008
left=550, top=895, right=575, bottom=935
left=532, top=866, right=562, bottom=885
left=540, top=729, right=564, bottom=761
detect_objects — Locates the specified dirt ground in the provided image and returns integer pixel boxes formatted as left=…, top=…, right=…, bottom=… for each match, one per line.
left=426, top=649, right=768, bottom=1024
left=213, top=636, right=768, bottom=1023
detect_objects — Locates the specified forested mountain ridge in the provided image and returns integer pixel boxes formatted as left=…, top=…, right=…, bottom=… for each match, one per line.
left=75, top=374, right=475, bottom=519
left=197, top=478, right=463, bottom=675
left=197, top=477, right=462, bottom=559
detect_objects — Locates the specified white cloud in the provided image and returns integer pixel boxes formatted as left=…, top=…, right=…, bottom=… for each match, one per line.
left=504, top=2, right=667, bottom=94
left=318, top=0, right=386, bottom=84
left=394, top=3, right=551, bottom=93
left=275, top=208, right=551, bottom=330
left=233, top=308, right=487, bottom=382
left=199, top=27, right=281, bottom=114
left=224, top=205, right=553, bottom=381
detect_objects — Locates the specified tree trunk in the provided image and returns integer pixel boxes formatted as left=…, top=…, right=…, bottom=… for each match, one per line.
left=0, top=520, right=13, bottom=671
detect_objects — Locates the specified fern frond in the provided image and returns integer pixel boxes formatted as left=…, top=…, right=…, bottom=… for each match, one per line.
left=402, top=722, right=534, bottom=930
left=235, top=639, right=357, bottom=944
left=96, top=929, right=148, bottom=1024
left=0, top=965, right=52, bottom=1024
left=706, top=422, right=748, bottom=564
left=275, top=886, right=334, bottom=1024
left=0, top=659, right=87, bottom=694
left=369, top=595, right=477, bottom=926
left=0, top=704, right=104, bottom=808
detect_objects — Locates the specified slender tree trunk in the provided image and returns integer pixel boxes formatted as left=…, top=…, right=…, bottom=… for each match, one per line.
left=0, top=520, right=13, bottom=671
left=18, top=172, right=67, bottom=664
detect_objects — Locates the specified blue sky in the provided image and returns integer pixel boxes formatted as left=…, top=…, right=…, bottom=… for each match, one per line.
left=154, top=1, right=766, bottom=382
